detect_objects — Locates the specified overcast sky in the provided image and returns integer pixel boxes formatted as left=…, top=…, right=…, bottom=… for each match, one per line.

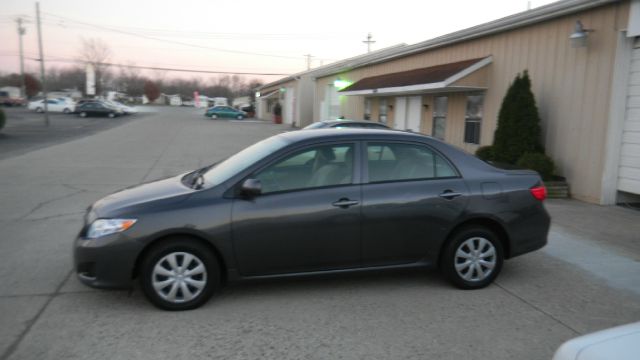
left=0, top=0, right=559, bottom=83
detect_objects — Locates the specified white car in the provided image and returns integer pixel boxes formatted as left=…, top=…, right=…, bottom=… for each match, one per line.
left=28, top=99, right=75, bottom=114
left=553, top=321, right=640, bottom=360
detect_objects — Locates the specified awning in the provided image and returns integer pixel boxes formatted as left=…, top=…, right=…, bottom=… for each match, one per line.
left=339, top=56, right=492, bottom=96
left=258, top=90, right=280, bottom=100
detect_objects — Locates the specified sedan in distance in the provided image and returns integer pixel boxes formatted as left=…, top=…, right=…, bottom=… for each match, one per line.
left=75, top=101, right=122, bottom=118
left=303, top=119, right=390, bottom=130
left=75, top=129, right=550, bottom=310
left=205, top=106, right=247, bottom=119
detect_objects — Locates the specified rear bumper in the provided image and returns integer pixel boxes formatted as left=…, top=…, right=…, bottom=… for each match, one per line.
left=74, top=233, right=144, bottom=289
left=508, top=204, right=551, bottom=258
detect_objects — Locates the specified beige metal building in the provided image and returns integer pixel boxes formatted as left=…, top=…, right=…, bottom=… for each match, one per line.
left=255, top=45, right=407, bottom=125
left=309, top=0, right=639, bottom=205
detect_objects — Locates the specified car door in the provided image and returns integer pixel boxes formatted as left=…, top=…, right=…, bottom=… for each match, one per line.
left=231, top=142, right=362, bottom=276
left=361, top=141, right=468, bottom=266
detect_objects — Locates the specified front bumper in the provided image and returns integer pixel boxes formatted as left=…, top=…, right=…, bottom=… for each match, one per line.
left=74, top=233, right=144, bottom=289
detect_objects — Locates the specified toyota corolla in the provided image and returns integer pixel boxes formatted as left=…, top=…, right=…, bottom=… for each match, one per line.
left=75, top=129, right=550, bottom=310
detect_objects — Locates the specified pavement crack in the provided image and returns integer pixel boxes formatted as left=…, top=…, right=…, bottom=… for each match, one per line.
left=19, top=190, right=86, bottom=220
left=494, top=281, right=581, bottom=335
left=24, top=211, right=85, bottom=221
left=0, top=269, right=74, bottom=360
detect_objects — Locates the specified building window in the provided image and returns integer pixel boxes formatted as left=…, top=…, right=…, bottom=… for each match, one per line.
left=432, top=96, right=447, bottom=140
left=379, top=98, right=388, bottom=124
left=364, top=98, right=372, bottom=120
left=464, top=94, right=484, bottom=144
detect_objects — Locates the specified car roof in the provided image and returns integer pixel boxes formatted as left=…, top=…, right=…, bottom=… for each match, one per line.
left=277, top=128, right=432, bottom=144
left=320, top=119, right=386, bottom=125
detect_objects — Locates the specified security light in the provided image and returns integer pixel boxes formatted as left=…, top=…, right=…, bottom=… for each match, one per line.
left=569, top=20, right=593, bottom=48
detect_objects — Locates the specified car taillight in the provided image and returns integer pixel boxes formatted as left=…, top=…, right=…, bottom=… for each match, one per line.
left=530, top=185, right=547, bottom=201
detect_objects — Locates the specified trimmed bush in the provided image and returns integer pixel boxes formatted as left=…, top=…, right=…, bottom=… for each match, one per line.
left=475, top=146, right=495, bottom=161
left=0, top=108, right=5, bottom=131
left=492, top=71, right=544, bottom=164
left=516, top=152, right=555, bottom=181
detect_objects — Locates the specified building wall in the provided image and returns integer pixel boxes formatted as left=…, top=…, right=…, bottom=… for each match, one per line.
left=314, top=1, right=630, bottom=203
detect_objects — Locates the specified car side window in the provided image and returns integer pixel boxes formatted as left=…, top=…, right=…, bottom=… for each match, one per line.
left=255, top=144, right=354, bottom=194
left=367, top=142, right=457, bottom=183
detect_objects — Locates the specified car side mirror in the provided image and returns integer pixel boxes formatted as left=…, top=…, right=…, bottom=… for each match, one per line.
left=240, top=178, right=262, bottom=197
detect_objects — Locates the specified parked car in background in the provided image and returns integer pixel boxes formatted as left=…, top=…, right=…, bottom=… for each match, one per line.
left=0, top=90, right=26, bottom=107
left=105, top=100, right=137, bottom=115
left=75, top=101, right=122, bottom=118
left=303, top=119, right=390, bottom=130
left=75, top=129, right=550, bottom=310
left=553, top=321, right=640, bottom=360
left=28, top=98, right=75, bottom=113
left=205, top=106, right=247, bottom=119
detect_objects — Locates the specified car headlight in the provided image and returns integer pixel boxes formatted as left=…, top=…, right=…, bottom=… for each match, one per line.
left=87, top=219, right=137, bottom=239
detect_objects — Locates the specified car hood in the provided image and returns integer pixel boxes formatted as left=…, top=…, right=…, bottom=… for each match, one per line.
left=91, top=174, right=193, bottom=217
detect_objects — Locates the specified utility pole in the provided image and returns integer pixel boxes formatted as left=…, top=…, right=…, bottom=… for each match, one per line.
left=304, top=54, right=313, bottom=70
left=16, top=17, right=27, bottom=100
left=363, top=33, right=375, bottom=53
left=35, top=2, right=49, bottom=126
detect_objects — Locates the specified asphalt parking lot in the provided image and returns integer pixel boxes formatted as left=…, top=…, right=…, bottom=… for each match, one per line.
left=0, top=106, right=638, bottom=360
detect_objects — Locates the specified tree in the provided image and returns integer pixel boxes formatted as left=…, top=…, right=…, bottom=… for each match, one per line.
left=78, top=38, right=112, bottom=95
left=492, top=71, right=544, bottom=164
left=143, top=80, right=161, bottom=102
left=1, top=73, right=41, bottom=97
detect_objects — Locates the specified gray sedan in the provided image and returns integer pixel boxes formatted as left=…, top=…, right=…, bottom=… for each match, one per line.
left=75, top=129, right=550, bottom=310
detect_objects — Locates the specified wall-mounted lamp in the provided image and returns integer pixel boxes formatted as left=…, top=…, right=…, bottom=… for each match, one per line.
left=388, top=104, right=394, bottom=110
left=422, top=104, right=429, bottom=110
left=255, top=91, right=261, bottom=98
left=569, top=20, right=594, bottom=48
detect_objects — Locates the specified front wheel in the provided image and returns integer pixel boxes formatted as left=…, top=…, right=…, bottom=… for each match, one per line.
left=210, top=114, right=218, bottom=119
left=63, top=108, right=71, bottom=114
left=140, top=239, right=220, bottom=310
left=35, top=107, right=43, bottom=113
left=79, top=112, right=87, bottom=118
left=108, top=112, right=115, bottom=118
left=439, top=226, right=503, bottom=289
left=236, top=115, right=244, bottom=120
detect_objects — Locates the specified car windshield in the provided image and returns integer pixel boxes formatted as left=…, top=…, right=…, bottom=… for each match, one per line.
left=202, top=135, right=289, bottom=187
left=302, top=122, right=326, bottom=129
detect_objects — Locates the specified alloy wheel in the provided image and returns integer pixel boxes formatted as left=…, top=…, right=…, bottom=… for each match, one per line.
left=151, top=252, right=208, bottom=304
left=454, top=237, right=496, bottom=282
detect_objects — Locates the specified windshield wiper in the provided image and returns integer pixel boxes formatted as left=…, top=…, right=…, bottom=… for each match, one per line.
left=189, top=163, right=216, bottom=189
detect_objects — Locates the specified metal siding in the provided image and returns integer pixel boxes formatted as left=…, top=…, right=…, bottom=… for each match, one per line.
left=619, top=44, right=640, bottom=194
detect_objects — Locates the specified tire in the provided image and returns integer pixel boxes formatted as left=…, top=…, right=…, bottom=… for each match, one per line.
left=140, top=238, right=220, bottom=310
left=36, top=107, right=43, bottom=113
left=79, top=112, right=87, bottom=118
left=63, top=108, right=70, bottom=114
left=236, top=115, right=243, bottom=120
left=439, top=226, right=503, bottom=289
left=210, top=114, right=218, bottom=119
left=108, top=112, right=115, bottom=118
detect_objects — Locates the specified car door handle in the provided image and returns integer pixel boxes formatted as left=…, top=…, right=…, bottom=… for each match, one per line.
left=439, top=190, right=462, bottom=200
left=332, top=198, right=359, bottom=208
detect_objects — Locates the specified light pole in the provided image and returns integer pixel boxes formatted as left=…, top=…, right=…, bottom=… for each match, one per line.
left=16, top=17, right=27, bottom=100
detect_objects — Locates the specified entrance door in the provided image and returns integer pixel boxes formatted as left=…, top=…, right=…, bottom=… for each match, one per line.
left=406, top=96, right=422, bottom=132
left=394, top=97, right=407, bottom=130
left=432, top=96, right=448, bottom=140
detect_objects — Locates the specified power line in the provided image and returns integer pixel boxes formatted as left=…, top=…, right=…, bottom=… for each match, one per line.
left=23, top=56, right=290, bottom=76
left=40, top=11, right=324, bottom=61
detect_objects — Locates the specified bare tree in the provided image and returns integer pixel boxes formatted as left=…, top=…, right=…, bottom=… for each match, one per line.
left=78, top=38, right=112, bottom=95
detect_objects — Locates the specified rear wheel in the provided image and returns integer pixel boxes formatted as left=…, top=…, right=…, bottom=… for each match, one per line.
left=108, top=112, right=115, bottom=118
left=79, top=112, right=87, bottom=118
left=35, top=107, right=43, bottom=113
left=211, top=114, right=218, bottom=119
left=440, top=226, right=503, bottom=289
left=63, top=108, right=71, bottom=114
left=236, top=115, right=244, bottom=120
left=140, top=239, right=220, bottom=310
